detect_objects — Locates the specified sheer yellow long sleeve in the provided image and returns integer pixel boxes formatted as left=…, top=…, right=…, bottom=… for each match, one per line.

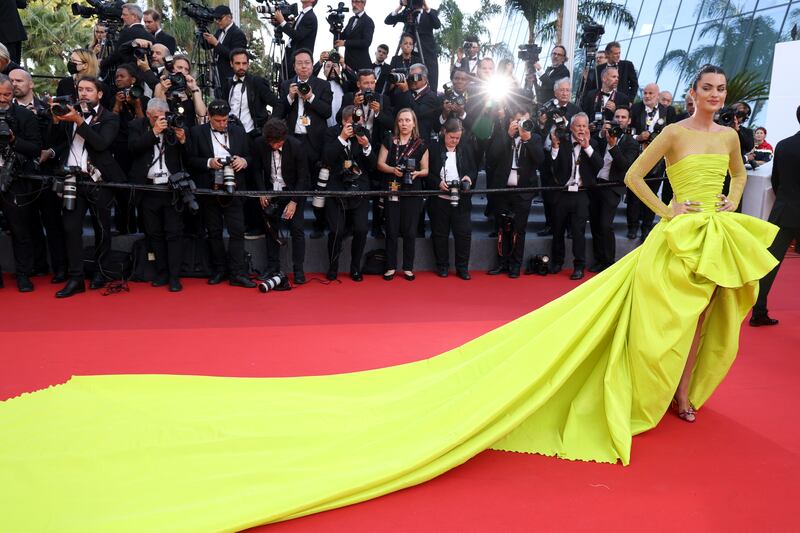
left=624, top=124, right=746, bottom=219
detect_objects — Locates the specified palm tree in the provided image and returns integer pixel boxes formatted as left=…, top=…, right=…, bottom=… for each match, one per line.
left=504, top=0, right=634, bottom=45
left=436, top=0, right=507, bottom=68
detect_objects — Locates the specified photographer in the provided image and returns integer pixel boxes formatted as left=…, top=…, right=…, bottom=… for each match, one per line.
left=276, top=0, right=318, bottom=80
left=486, top=108, right=544, bottom=278
left=202, top=5, right=247, bottom=86
left=440, top=70, right=468, bottom=128
left=187, top=100, right=255, bottom=288
left=11, top=69, right=68, bottom=282
left=0, top=74, right=42, bottom=292
left=376, top=107, right=429, bottom=281
left=452, top=35, right=480, bottom=79
left=45, top=76, right=126, bottom=298
left=143, top=9, right=176, bottom=54
left=153, top=54, right=208, bottom=128
left=253, top=118, right=309, bottom=284
left=585, top=42, right=638, bottom=100
left=315, top=50, right=352, bottom=125
left=322, top=105, right=376, bottom=281
left=385, top=0, right=441, bottom=91
left=57, top=49, right=114, bottom=110
left=372, top=43, right=391, bottom=94
left=90, top=22, right=108, bottom=59
left=427, top=118, right=476, bottom=280
left=628, top=82, right=676, bottom=239
left=277, top=48, right=333, bottom=239
left=99, top=3, right=155, bottom=71
left=532, top=44, right=570, bottom=103
left=747, top=127, right=773, bottom=169
left=548, top=112, right=602, bottom=280
left=0, top=0, right=27, bottom=64
left=335, top=0, right=374, bottom=72
left=222, top=48, right=281, bottom=137
left=389, top=33, right=422, bottom=72
left=128, top=98, right=188, bottom=292
left=390, top=62, right=439, bottom=141
left=342, top=69, right=394, bottom=237
left=581, top=66, right=631, bottom=135
left=589, top=106, right=637, bottom=272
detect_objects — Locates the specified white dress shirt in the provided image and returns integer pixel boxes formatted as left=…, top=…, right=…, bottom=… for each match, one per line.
left=229, top=77, right=255, bottom=133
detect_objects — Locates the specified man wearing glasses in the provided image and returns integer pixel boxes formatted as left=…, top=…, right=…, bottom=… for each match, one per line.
left=533, top=44, right=570, bottom=103
left=202, top=5, right=248, bottom=89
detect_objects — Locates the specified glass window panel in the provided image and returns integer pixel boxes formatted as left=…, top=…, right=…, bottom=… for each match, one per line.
left=689, top=19, right=724, bottom=65
left=674, top=0, right=704, bottom=28
left=638, top=32, right=672, bottom=86
left=623, top=35, right=649, bottom=72
left=744, top=5, right=790, bottom=70
left=616, top=0, right=644, bottom=40
left=698, top=0, right=732, bottom=23
left=654, top=0, right=681, bottom=32
left=657, top=25, right=697, bottom=94
left=634, top=0, right=660, bottom=36
left=736, top=0, right=760, bottom=14
left=756, top=0, right=792, bottom=8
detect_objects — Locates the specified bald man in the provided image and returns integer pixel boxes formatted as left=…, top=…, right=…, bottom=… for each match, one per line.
left=138, top=43, right=171, bottom=94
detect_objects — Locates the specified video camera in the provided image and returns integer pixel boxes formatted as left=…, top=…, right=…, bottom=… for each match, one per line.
left=326, top=2, right=349, bottom=35
left=517, top=43, right=542, bottom=65
left=182, top=1, right=216, bottom=35
left=579, top=22, right=605, bottom=60
left=70, top=0, right=123, bottom=22
left=168, top=171, right=199, bottom=213
left=256, top=0, right=298, bottom=24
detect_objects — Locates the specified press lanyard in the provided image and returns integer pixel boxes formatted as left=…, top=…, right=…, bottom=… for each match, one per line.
left=211, top=130, right=232, bottom=155
left=511, top=138, right=522, bottom=170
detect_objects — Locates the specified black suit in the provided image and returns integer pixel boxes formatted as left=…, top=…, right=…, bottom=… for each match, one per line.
left=252, top=135, right=309, bottom=273
left=213, top=23, right=248, bottom=86
left=487, top=127, right=545, bottom=271
left=585, top=61, right=639, bottom=100
left=754, top=131, right=800, bottom=319
left=0, top=0, right=26, bottom=62
left=128, top=118, right=187, bottom=280
left=187, top=122, right=252, bottom=277
left=549, top=137, right=603, bottom=269
left=581, top=89, right=631, bottom=122
left=282, top=8, right=317, bottom=80
left=427, top=140, right=478, bottom=271
left=153, top=29, right=177, bottom=54
left=100, top=23, right=155, bottom=70
left=535, top=64, right=570, bottom=103
left=590, top=133, right=638, bottom=268
left=322, top=126, right=377, bottom=273
left=385, top=7, right=441, bottom=90
left=389, top=53, right=423, bottom=72
left=222, top=74, right=282, bottom=134
left=340, top=12, right=374, bottom=72
left=391, top=85, right=440, bottom=141
left=372, top=62, right=392, bottom=94
left=0, top=104, right=41, bottom=278
left=451, top=55, right=481, bottom=78
left=49, top=106, right=125, bottom=280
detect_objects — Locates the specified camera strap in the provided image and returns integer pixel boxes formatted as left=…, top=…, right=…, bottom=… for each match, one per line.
left=511, top=137, right=522, bottom=170
left=393, top=137, right=423, bottom=163
left=148, top=134, right=167, bottom=174
left=211, top=130, right=232, bottom=156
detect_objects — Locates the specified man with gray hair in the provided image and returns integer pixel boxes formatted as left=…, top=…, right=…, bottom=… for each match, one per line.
left=100, top=2, right=155, bottom=70
left=0, top=41, right=21, bottom=75
left=391, top=62, right=440, bottom=140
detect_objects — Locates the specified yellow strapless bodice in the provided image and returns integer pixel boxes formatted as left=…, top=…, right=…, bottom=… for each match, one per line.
left=666, top=153, right=729, bottom=213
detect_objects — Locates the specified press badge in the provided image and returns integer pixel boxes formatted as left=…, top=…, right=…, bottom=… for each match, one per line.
left=568, top=183, right=579, bottom=192
left=152, top=171, right=169, bottom=185
left=299, top=115, right=311, bottom=127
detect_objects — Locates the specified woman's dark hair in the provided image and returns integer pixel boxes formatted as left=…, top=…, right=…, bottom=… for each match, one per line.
left=691, top=64, right=726, bottom=90
left=443, top=118, right=463, bottom=134
left=755, top=126, right=767, bottom=135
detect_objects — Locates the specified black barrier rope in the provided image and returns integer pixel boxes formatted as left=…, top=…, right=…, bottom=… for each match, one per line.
left=16, top=173, right=667, bottom=199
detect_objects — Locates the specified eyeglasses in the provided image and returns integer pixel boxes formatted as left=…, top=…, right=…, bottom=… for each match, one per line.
left=551, top=51, right=565, bottom=57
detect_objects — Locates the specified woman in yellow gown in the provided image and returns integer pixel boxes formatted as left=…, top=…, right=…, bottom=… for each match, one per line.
left=0, top=66, right=780, bottom=532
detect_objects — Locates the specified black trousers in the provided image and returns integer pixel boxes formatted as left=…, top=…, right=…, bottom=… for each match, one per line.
left=141, top=191, right=184, bottom=280
left=113, top=187, right=138, bottom=234
left=551, top=190, right=589, bottom=268
left=62, top=186, right=114, bottom=280
left=429, top=196, right=472, bottom=270
left=33, top=189, right=67, bottom=275
left=385, top=196, right=423, bottom=271
left=264, top=198, right=306, bottom=273
left=5, top=41, right=21, bottom=63
left=626, top=176, right=661, bottom=234
left=200, top=196, right=246, bottom=276
left=294, top=134, right=326, bottom=233
left=0, top=190, right=36, bottom=276
left=326, top=198, right=369, bottom=273
left=493, top=191, right=532, bottom=269
left=753, top=225, right=800, bottom=318
left=589, top=187, right=621, bottom=267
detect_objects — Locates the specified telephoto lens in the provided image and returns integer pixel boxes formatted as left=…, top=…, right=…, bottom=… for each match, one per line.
left=448, top=180, right=460, bottom=207
left=222, top=165, right=236, bottom=194
left=519, top=118, right=534, bottom=133
left=62, top=176, right=78, bottom=211
left=312, top=167, right=330, bottom=208
left=258, top=273, right=288, bottom=293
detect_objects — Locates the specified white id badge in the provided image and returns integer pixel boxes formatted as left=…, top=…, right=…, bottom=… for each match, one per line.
left=300, top=115, right=311, bottom=127
left=152, top=171, right=169, bottom=185
left=568, top=184, right=579, bottom=192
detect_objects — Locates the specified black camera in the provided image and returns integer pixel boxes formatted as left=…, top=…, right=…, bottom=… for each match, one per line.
left=168, top=171, right=199, bottom=213
left=362, top=89, right=376, bottom=105
left=525, top=255, right=550, bottom=276
left=216, top=156, right=236, bottom=193
left=579, top=22, right=605, bottom=49
left=517, top=43, right=542, bottom=64
left=0, top=109, right=14, bottom=147
left=165, top=72, right=188, bottom=99
left=443, top=83, right=466, bottom=108
left=121, top=86, right=144, bottom=100
left=328, top=49, right=341, bottom=64
left=447, top=179, right=469, bottom=208
left=397, top=157, right=416, bottom=186
left=50, top=95, right=76, bottom=117
left=715, top=105, right=750, bottom=128
left=182, top=1, right=216, bottom=34
left=342, top=165, right=362, bottom=190
left=389, top=68, right=407, bottom=84
left=165, top=111, right=185, bottom=129
left=70, top=0, right=123, bottom=21
left=353, top=123, right=369, bottom=137
left=126, top=41, right=152, bottom=62
left=256, top=0, right=298, bottom=22
left=519, top=118, right=534, bottom=133
left=326, top=2, right=349, bottom=35
left=608, top=120, right=630, bottom=138
left=296, top=81, right=312, bottom=96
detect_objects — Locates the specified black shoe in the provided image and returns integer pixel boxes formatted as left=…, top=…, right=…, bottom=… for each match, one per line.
left=326, top=270, right=338, bottom=281
left=588, top=263, right=605, bottom=273
left=403, top=271, right=415, bottom=281
left=56, top=278, right=85, bottom=298
left=570, top=268, right=585, bottom=280
left=456, top=269, right=471, bottom=281
left=626, top=230, right=638, bottom=240
left=537, top=227, right=552, bottom=237
left=548, top=263, right=563, bottom=275
left=169, top=278, right=183, bottom=292
left=89, top=273, right=107, bottom=290
left=294, top=270, right=307, bottom=284
left=383, top=270, right=395, bottom=281
left=436, top=266, right=449, bottom=278
left=508, top=269, right=520, bottom=279
left=310, top=230, right=324, bottom=239
left=350, top=271, right=363, bottom=282
left=50, top=271, right=67, bottom=284
left=208, top=272, right=227, bottom=285
left=16, top=274, right=34, bottom=292
left=229, top=275, right=257, bottom=288
left=749, top=314, right=779, bottom=327
left=151, top=276, right=169, bottom=287
left=487, top=265, right=508, bottom=275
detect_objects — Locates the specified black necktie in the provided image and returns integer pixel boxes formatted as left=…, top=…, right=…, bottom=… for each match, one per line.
left=573, top=141, right=581, bottom=147
left=601, top=91, right=610, bottom=97
left=232, top=78, right=244, bottom=85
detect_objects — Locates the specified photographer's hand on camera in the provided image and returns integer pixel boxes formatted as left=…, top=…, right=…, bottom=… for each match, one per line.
left=152, top=115, right=168, bottom=136
left=202, top=32, right=219, bottom=47
left=208, top=157, right=224, bottom=170
left=636, top=130, right=651, bottom=143
left=230, top=155, right=248, bottom=172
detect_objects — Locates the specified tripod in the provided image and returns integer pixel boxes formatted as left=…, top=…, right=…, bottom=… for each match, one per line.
left=575, top=44, right=600, bottom=107
left=190, top=30, right=219, bottom=101
left=267, top=28, right=288, bottom=92
left=97, top=19, right=121, bottom=83
left=393, top=8, right=425, bottom=65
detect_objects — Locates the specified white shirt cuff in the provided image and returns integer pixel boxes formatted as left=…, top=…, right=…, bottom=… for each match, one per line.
left=362, top=144, right=372, bottom=157
left=583, top=145, right=594, bottom=157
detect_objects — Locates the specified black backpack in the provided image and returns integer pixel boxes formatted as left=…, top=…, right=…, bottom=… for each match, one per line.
left=362, top=249, right=387, bottom=275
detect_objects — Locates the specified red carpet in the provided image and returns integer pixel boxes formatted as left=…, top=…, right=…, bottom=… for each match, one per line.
left=2, top=256, right=798, bottom=532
